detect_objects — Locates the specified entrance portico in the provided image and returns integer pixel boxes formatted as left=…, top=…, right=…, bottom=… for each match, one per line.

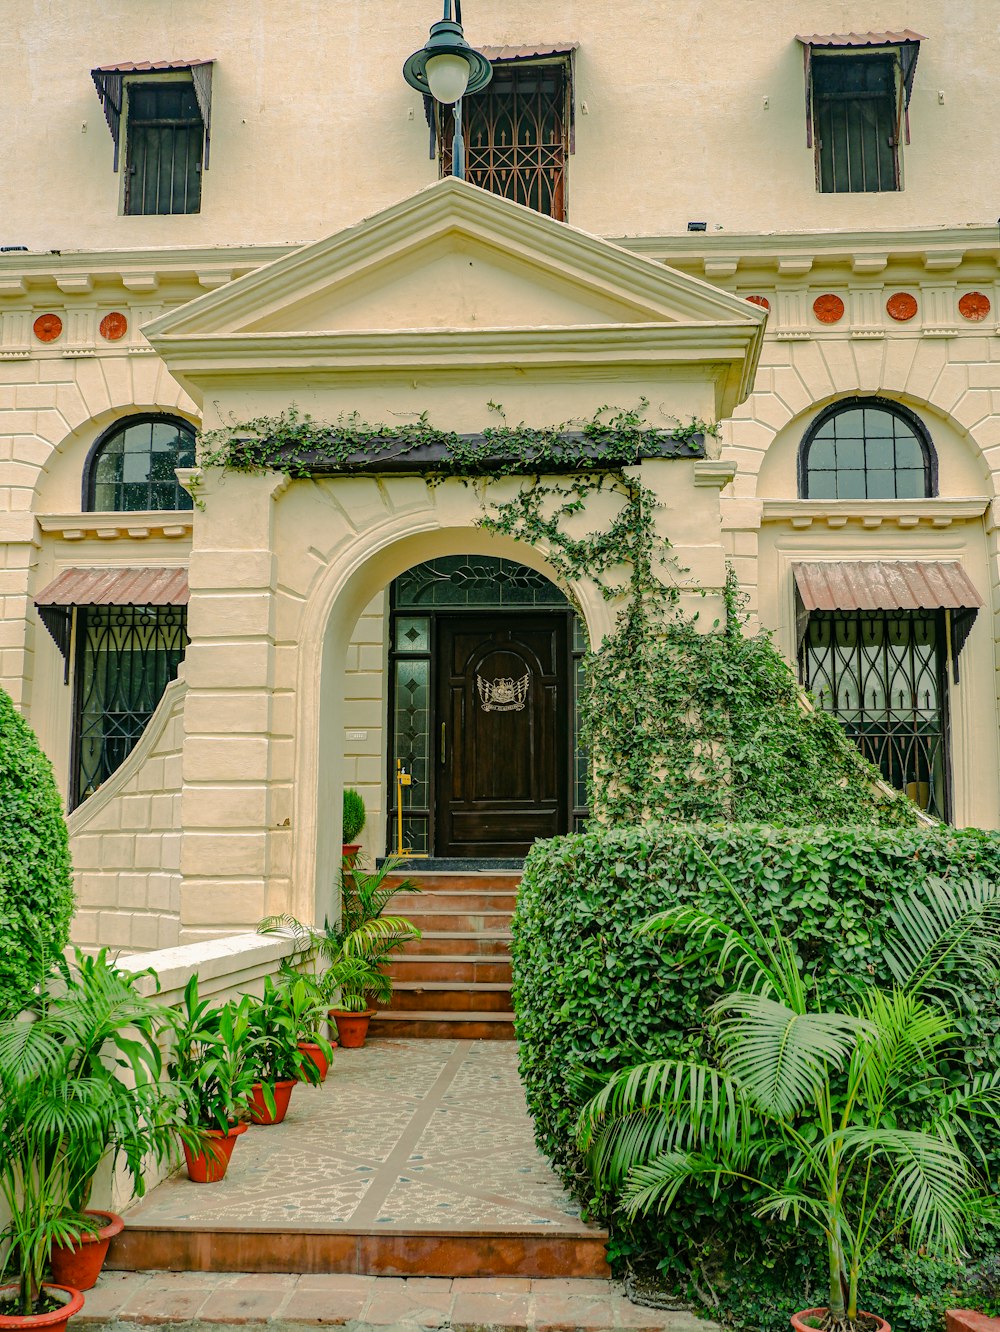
left=127, top=177, right=763, bottom=941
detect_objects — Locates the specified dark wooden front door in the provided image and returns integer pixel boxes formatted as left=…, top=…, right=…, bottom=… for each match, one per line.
left=435, top=614, right=569, bottom=858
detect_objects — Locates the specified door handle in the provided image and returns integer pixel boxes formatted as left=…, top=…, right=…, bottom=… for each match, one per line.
left=440, top=722, right=446, bottom=764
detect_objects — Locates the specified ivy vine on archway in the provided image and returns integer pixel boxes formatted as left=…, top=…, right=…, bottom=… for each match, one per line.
left=199, top=405, right=917, bottom=829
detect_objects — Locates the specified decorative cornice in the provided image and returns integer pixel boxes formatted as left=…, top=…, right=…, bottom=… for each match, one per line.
left=37, top=511, right=194, bottom=542
left=760, top=497, right=990, bottom=530
left=693, top=459, right=738, bottom=488
left=0, top=245, right=290, bottom=296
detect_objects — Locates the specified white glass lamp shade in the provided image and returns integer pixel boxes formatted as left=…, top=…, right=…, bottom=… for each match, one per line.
left=425, top=52, right=471, bottom=103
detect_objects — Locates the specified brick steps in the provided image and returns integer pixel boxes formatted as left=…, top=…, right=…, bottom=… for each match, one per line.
left=388, top=954, right=513, bottom=983
left=377, top=870, right=518, bottom=1039
left=405, top=930, right=512, bottom=956
left=370, top=1010, right=517, bottom=1039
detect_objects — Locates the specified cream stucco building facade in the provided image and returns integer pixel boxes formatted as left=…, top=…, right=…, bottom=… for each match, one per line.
left=3, top=0, right=1000, bottom=951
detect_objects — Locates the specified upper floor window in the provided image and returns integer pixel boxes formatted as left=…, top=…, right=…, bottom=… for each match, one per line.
left=124, top=82, right=204, bottom=214
left=797, top=32, right=924, bottom=194
left=799, top=399, right=935, bottom=500
left=90, top=61, right=214, bottom=216
left=85, top=415, right=196, bottom=512
left=438, top=49, right=575, bottom=220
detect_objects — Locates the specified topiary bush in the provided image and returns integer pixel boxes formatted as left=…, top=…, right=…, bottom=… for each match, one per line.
left=342, top=787, right=366, bottom=845
left=511, top=822, right=1000, bottom=1329
left=0, top=687, right=74, bottom=1015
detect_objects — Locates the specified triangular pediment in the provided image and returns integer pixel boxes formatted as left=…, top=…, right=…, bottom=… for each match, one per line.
left=145, top=178, right=762, bottom=339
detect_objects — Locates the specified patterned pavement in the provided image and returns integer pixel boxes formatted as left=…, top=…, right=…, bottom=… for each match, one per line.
left=125, top=1040, right=586, bottom=1233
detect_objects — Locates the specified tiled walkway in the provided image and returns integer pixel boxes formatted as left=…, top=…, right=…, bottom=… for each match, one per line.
left=124, top=1041, right=583, bottom=1232
left=78, top=1272, right=716, bottom=1330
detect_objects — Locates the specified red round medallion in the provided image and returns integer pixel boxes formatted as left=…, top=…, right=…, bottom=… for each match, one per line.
left=33, top=313, right=63, bottom=342
left=813, top=293, right=845, bottom=324
left=99, top=311, right=128, bottom=341
left=959, top=291, right=991, bottom=322
left=745, top=294, right=770, bottom=310
left=886, top=292, right=918, bottom=322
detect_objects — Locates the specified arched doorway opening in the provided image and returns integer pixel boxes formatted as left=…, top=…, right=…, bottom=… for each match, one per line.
left=386, top=556, right=587, bottom=861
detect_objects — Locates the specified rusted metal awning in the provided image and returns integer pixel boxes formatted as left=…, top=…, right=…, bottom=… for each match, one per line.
left=34, top=567, right=189, bottom=664
left=90, top=60, right=214, bottom=169
left=796, top=31, right=924, bottom=148
left=476, top=43, right=578, bottom=62
left=793, top=560, right=982, bottom=679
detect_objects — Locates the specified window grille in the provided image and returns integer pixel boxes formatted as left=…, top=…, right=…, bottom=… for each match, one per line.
left=86, top=415, right=196, bottom=513
left=440, top=61, right=569, bottom=219
left=72, top=604, right=188, bottom=807
left=800, top=610, right=949, bottom=819
left=812, top=55, right=899, bottom=192
left=800, top=399, right=935, bottom=500
left=125, top=82, right=204, bottom=215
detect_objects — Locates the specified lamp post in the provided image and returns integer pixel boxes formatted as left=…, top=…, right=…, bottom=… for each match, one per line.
left=403, top=1, right=492, bottom=180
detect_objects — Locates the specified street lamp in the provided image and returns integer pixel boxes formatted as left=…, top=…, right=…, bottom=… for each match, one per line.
left=403, top=1, right=492, bottom=180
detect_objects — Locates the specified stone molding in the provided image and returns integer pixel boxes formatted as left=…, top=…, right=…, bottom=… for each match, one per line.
left=37, top=511, right=194, bottom=542
left=759, top=497, right=991, bottom=531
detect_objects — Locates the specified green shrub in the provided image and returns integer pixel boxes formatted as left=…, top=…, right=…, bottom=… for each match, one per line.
left=511, top=822, right=1000, bottom=1326
left=342, top=787, right=366, bottom=844
left=0, top=688, right=74, bottom=1015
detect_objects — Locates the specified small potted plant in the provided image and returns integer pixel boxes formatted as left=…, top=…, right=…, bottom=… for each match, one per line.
left=168, top=978, right=261, bottom=1182
left=245, top=976, right=330, bottom=1124
left=342, top=787, right=366, bottom=864
left=274, top=969, right=337, bottom=1083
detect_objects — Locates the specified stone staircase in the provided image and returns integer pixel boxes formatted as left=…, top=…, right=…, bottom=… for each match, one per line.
left=371, top=872, right=518, bottom=1039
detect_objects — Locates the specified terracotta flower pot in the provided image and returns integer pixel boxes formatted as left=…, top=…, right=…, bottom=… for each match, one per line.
left=342, top=844, right=361, bottom=866
left=182, top=1122, right=247, bottom=1183
left=49, top=1211, right=124, bottom=1291
left=297, top=1041, right=333, bottom=1083
left=249, top=1079, right=296, bottom=1125
left=791, top=1310, right=890, bottom=1332
left=329, top=1008, right=375, bottom=1048
left=0, top=1283, right=85, bottom=1332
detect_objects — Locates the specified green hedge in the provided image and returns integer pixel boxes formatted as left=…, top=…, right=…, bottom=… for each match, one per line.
left=0, top=688, right=74, bottom=1014
left=511, top=823, right=1000, bottom=1330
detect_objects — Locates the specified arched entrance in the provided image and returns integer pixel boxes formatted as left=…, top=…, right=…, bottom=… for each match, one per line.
left=387, top=556, right=587, bottom=860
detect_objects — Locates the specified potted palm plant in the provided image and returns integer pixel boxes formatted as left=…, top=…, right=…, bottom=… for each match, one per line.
left=578, top=869, right=1000, bottom=1332
left=260, top=856, right=421, bottom=1049
left=0, top=948, right=186, bottom=1325
left=342, top=788, right=366, bottom=864
left=46, top=950, right=187, bottom=1291
left=168, top=978, right=261, bottom=1183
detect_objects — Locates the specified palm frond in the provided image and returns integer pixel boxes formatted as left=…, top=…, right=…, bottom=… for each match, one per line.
left=712, top=991, right=865, bottom=1119
left=884, top=876, right=1000, bottom=996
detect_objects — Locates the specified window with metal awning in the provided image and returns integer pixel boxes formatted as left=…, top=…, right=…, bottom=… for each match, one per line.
left=793, top=561, right=983, bottom=823
left=90, top=61, right=214, bottom=169
left=795, top=31, right=925, bottom=192
left=34, top=567, right=189, bottom=807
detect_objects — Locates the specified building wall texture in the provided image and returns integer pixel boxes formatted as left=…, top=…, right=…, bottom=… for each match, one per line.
left=3, top=2, right=999, bottom=949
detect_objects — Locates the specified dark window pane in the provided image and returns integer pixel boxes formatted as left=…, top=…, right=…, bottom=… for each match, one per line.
left=894, top=434, right=924, bottom=469
left=837, top=437, right=865, bottom=470
left=87, top=416, right=196, bottom=512
left=810, top=437, right=836, bottom=469
left=894, top=469, right=927, bottom=498
left=836, top=469, right=867, bottom=499
left=124, top=81, right=203, bottom=216
left=865, top=469, right=897, bottom=499
left=834, top=410, right=865, bottom=438
left=866, top=436, right=895, bottom=470
left=808, top=470, right=838, bottom=499
left=813, top=55, right=898, bottom=194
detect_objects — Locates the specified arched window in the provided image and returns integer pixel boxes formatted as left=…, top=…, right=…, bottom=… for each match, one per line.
left=84, top=414, right=196, bottom=512
left=799, top=398, right=936, bottom=500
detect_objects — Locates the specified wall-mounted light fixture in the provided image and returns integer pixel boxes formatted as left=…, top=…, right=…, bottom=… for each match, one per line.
left=403, top=1, right=493, bottom=180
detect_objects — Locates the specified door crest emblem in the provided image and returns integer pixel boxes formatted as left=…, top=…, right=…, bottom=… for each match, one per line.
left=477, top=672, right=530, bottom=712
